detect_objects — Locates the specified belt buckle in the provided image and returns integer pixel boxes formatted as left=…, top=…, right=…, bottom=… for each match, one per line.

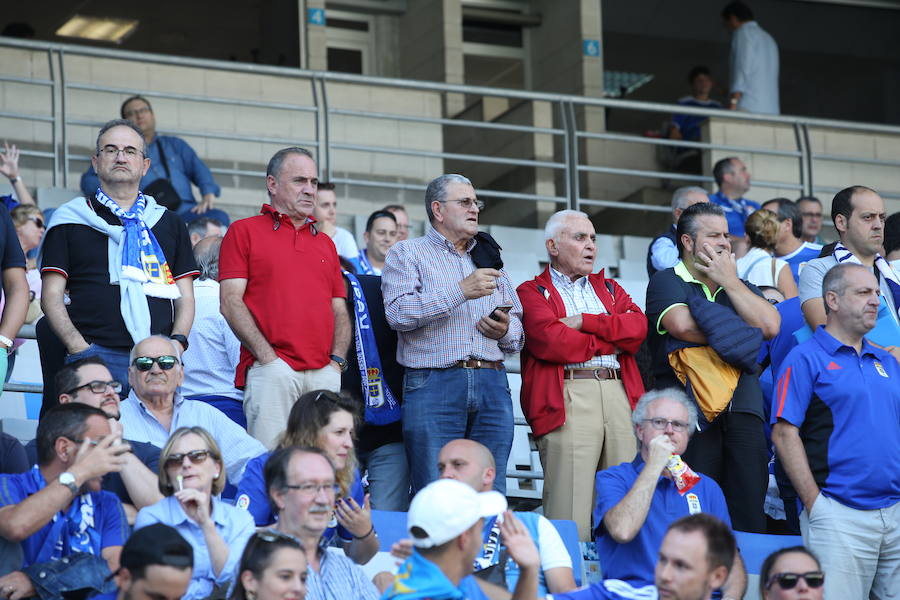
left=593, top=369, right=605, bottom=381
left=462, top=359, right=482, bottom=369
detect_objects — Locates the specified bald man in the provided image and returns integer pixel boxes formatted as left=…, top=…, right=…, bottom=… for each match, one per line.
left=438, top=439, right=577, bottom=596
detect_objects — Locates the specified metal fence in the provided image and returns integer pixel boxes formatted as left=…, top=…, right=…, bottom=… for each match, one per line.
left=3, top=36, right=900, bottom=217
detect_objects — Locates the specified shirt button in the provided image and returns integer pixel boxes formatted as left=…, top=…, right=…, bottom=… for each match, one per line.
left=39, top=572, right=46, bottom=578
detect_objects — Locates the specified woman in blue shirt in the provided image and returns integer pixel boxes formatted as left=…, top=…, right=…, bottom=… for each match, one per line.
left=135, top=426, right=255, bottom=600
left=236, top=390, right=378, bottom=564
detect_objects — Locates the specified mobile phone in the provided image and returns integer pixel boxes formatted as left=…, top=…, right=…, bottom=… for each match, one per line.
left=490, top=305, right=513, bottom=320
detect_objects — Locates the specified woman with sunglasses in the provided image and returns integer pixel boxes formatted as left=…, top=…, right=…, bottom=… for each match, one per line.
left=135, top=426, right=256, bottom=600
left=236, top=390, right=378, bottom=564
left=231, top=530, right=308, bottom=600
left=759, top=546, right=825, bottom=600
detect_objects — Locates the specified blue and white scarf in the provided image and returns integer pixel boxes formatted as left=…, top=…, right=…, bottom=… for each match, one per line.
left=355, top=249, right=376, bottom=275
left=38, top=190, right=177, bottom=344
left=833, top=242, right=900, bottom=317
left=27, top=466, right=99, bottom=564
left=344, top=270, right=401, bottom=425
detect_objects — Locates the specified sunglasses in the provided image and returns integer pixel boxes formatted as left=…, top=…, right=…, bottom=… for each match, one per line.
left=29, top=217, right=45, bottom=229
left=164, top=449, right=211, bottom=468
left=767, top=571, right=825, bottom=590
left=255, top=529, right=301, bottom=544
left=132, top=355, right=180, bottom=371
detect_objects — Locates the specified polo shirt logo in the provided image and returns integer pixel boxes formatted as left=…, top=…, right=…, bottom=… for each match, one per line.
left=686, top=493, right=701, bottom=514
left=827, top=361, right=842, bottom=370
left=874, top=361, right=889, bottom=378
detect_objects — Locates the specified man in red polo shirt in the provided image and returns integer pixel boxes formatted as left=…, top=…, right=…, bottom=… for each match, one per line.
left=219, top=147, right=351, bottom=448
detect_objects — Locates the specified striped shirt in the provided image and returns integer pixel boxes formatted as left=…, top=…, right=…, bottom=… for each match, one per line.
left=382, top=227, right=525, bottom=368
left=549, top=267, right=620, bottom=370
left=307, top=546, right=380, bottom=600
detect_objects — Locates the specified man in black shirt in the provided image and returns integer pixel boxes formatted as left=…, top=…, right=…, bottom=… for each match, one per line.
left=645, top=202, right=780, bottom=533
left=0, top=204, right=29, bottom=384
left=39, top=119, right=197, bottom=410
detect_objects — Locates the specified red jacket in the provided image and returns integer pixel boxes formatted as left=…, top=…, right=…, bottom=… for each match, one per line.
left=517, top=268, right=647, bottom=438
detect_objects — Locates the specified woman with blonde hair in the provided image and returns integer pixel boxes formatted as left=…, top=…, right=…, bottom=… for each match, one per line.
left=135, top=426, right=256, bottom=600
left=736, top=208, right=798, bottom=299
left=235, top=390, right=378, bottom=564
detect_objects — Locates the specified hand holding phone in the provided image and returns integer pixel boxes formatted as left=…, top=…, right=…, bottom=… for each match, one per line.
left=490, top=305, right=513, bottom=321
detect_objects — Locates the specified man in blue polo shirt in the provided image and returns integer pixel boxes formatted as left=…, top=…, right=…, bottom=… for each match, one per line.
left=761, top=198, right=822, bottom=283
left=708, top=157, right=758, bottom=258
left=0, top=403, right=129, bottom=599
left=773, top=263, right=900, bottom=600
left=592, top=388, right=745, bottom=598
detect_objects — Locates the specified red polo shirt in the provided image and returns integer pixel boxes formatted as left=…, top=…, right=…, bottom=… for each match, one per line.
left=219, top=204, right=346, bottom=388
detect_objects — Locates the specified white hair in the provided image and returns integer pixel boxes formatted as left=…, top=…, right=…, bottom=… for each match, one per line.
left=671, top=186, right=709, bottom=213
left=543, top=210, right=591, bottom=242
left=129, top=335, right=183, bottom=364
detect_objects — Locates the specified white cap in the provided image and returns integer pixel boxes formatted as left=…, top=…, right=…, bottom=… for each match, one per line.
left=407, top=479, right=507, bottom=548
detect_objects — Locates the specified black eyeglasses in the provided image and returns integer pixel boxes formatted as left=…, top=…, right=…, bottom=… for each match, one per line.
left=64, top=380, right=122, bottom=396
left=98, top=145, right=143, bottom=159
left=132, top=355, right=180, bottom=371
left=164, top=449, right=211, bottom=468
left=28, top=217, right=44, bottom=229
left=642, top=418, right=689, bottom=432
left=766, top=571, right=825, bottom=590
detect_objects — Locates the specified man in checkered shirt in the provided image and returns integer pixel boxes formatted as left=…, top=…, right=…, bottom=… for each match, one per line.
left=381, top=174, right=524, bottom=495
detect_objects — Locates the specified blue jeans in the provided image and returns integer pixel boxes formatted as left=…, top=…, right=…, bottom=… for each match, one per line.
left=64, top=344, right=131, bottom=398
left=402, top=366, right=513, bottom=494
left=359, top=442, right=410, bottom=511
left=188, top=395, right=247, bottom=429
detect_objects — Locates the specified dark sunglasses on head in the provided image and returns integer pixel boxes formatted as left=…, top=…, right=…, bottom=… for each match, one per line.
left=132, top=355, right=180, bottom=371
left=164, top=449, right=210, bottom=468
left=767, top=571, right=825, bottom=590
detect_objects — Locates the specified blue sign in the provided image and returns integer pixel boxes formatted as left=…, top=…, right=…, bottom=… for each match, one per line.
left=307, top=7, right=326, bottom=26
left=583, top=39, right=600, bottom=57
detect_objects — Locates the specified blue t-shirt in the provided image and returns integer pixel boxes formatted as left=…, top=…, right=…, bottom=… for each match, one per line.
left=708, top=191, right=760, bottom=238
left=593, top=456, right=732, bottom=587
left=549, top=580, right=657, bottom=600
left=235, top=451, right=364, bottom=541
left=773, top=327, right=900, bottom=510
left=672, top=97, right=722, bottom=143
left=0, top=467, right=128, bottom=567
left=777, top=242, right=822, bottom=283
left=382, top=550, right=489, bottom=600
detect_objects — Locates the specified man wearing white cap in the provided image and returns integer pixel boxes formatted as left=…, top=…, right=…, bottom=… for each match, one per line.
left=381, top=479, right=540, bottom=600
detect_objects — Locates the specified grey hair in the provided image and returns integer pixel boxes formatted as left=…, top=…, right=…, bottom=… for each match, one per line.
left=631, top=388, right=698, bottom=443
left=424, top=174, right=472, bottom=223
left=129, top=335, right=183, bottom=364
left=187, top=216, right=225, bottom=240
left=265, top=147, right=315, bottom=197
left=194, top=236, right=223, bottom=281
left=543, top=210, right=590, bottom=242
left=671, top=186, right=709, bottom=213
left=95, top=119, right=145, bottom=155
left=822, top=263, right=873, bottom=315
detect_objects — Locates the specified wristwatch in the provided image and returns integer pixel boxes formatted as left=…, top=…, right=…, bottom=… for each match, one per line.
left=58, top=472, right=78, bottom=495
left=170, top=334, right=189, bottom=352
left=330, top=354, right=348, bottom=372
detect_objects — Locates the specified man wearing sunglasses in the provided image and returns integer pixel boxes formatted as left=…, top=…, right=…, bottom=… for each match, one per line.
left=773, top=263, right=900, bottom=600
left=23, top=356, right=164, bottom=523
left=590, top=389, right=745, bottom=600
left=119, top=335, right=265, bottom=485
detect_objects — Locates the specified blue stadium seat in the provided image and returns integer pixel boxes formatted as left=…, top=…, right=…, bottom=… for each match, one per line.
left=734, top=531, right=803, bottom=574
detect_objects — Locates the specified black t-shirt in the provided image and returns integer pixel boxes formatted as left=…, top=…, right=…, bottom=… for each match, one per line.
left=25, top=437, right=161, bottom=505
left=0, top=433, right=29, bottom=474
left=40, top=198, right=198, bottom=349
left=645, top=265, right=765, bottom=417
left=0, top=204, right=26, bottom=272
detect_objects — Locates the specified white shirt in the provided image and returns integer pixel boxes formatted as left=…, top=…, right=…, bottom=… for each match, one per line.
left=730, top=21, right=780, bottom=114
left=736, top=247, right=789, bottom=288
left=331, top=227, right=358, bottom=260
left=549, top=267, right=620, bottom=370
left=182, top=278, right=243, bottom=401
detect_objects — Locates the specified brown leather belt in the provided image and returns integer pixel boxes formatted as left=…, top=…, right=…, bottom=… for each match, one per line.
left=564, top=368, right=620, bottom=381
left=454, top=359, right=504, bottom=370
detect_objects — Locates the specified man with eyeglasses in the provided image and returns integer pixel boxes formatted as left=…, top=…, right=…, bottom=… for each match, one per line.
left=40, top=118, right=198, bottom=414
left=264, top=446, right=379, bottom=600
left=23, top=356, right=163, bottom=523
left=382, top=173, right=524, bottom=494
left=589, top=388, right=745, bottom=599
left=119, top=335, right=265, bottom=485
left=773, top=263, right=900, bottom=599
left=796, top=196, right=824, bottom=245
left=80, top=95, right=229, bottom=226
left=0, top=403, right=129, bottom=600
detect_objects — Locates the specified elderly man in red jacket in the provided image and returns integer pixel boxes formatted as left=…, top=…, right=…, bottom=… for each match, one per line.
left=517, top=210, right=647, bottom=540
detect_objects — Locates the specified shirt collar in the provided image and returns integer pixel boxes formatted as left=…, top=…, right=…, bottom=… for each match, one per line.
left=674, top=260, right=722, bottom=301
left=426, top=226, right=476, bottom=253
left=194, top=278, right=219, bottom=290
left=550, top=266, right=587, bottom=288
left=813, top=325, right=879, bottom=358
left=260, top=204, right=315, bottom=230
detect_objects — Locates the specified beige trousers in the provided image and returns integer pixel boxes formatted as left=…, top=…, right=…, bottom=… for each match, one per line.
left=243, top=358, right=341, bottom=449
left=537, top=377, right=637, bottom=541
